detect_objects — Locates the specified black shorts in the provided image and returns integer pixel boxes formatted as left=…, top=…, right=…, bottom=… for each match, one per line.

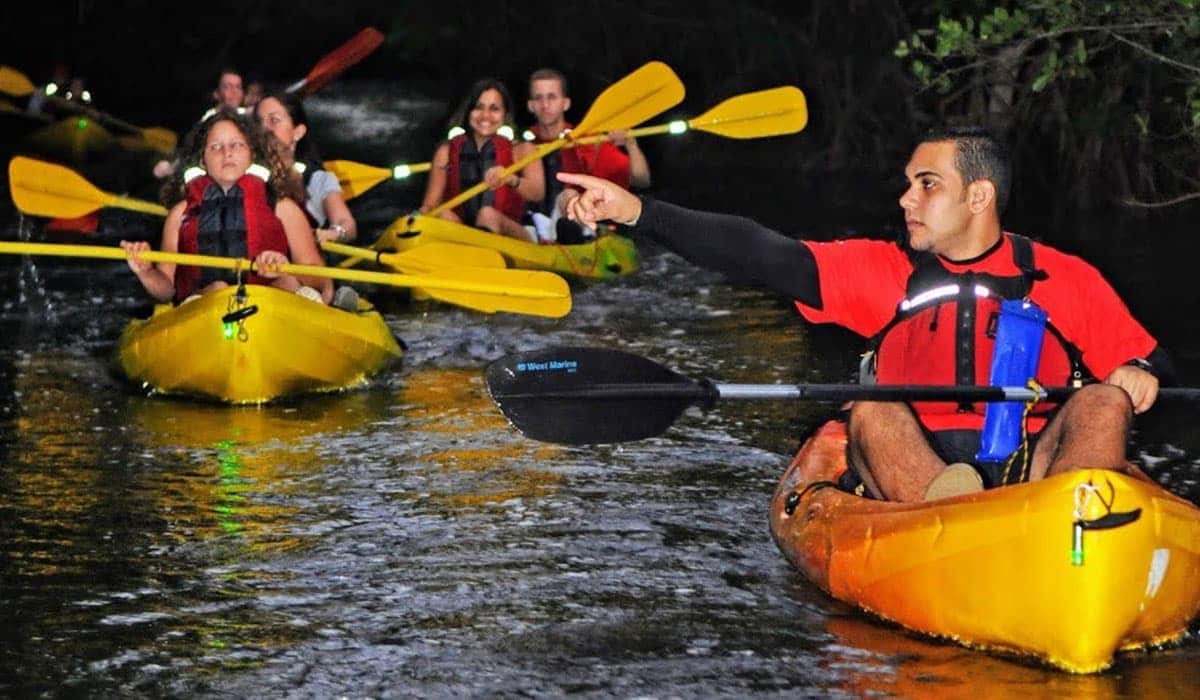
left=924, top=429, right=1041, bottom=488
left=838, top=418, right=1049, bottom=496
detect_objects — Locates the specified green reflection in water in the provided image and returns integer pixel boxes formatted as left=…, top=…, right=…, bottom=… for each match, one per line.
left=215, top=439, right=246, bottom=535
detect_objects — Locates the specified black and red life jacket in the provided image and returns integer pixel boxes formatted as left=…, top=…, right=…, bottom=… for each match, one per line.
left=866, top=233, right=1088, bottom=418
left=174, top=165, right=289, bottom=301
left=445, top=133, right=524, bottom=223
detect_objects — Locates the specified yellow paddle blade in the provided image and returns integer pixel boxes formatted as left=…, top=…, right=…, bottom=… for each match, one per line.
left=140, top=127, right=178, bottom=154
left=325, top=159, right=389, bottom=199
left=379, top=213, right=528, bottom=257
left=0, top=240, right=570, bottom=318
left=266, top=261, right=573, bottom=318
left=687, top=86, right=808, bottom=138
left=321, top=240, right=505, bottom=270
left=572, top=61, right=685, bottom=136
left=8, top=156, right=168, bottom=218
left=388, top=265, right=571, bottom=317
left=323, top=159, right=432, bottom=199
left=0, top=65, right=35, bottom=97
left=379, top=242, right=506, bottom=271
left=568, top=86, right=809, bottom=146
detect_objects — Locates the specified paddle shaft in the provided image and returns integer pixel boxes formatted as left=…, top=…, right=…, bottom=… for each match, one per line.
left=485, top=347, right=1196, bottom=445
left=505, top=381, right=1200, bottom=404
left=0, top=241, right=563, bottom=298
left=358, top=86, right=799, bottom=203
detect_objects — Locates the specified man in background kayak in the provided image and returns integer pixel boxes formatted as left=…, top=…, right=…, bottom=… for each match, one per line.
left=153, top=68, right=248, bottom=179
left=525, top=67, right=651, bottom=243
left=557, top=126, right=1171, bottom=503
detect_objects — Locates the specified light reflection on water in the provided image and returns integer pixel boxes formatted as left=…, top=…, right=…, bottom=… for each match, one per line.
left=2, top=89, right=1199, bottom=696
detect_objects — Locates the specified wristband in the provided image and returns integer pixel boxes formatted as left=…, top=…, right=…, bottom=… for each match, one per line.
left=1125, top=357, right=1154, bottom=373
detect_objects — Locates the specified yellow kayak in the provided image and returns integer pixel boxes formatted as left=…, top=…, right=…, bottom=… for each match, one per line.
left=375, top=213, right=639, bottom=281
left=769, top=420, right=1200, bottom=673
left=117, top=285, right=402, bottom=404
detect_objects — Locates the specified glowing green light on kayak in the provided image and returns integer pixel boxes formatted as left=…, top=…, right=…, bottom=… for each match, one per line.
left=668, top=120, right=688, bottom=135
left=45, top=83, right=58, bottom=96
left=522, top=129, right=535, bottom=142
left=447, top=126, right=466, bottom=139
left=223, top=322, right=235, bottom=340
left=497, top=124, right=515, bottom=140
left=393, top=164, right=411, bottom=179
left=1071, top=522, right=1084, bottom=566
left=76, top=118, right=88, bottom=129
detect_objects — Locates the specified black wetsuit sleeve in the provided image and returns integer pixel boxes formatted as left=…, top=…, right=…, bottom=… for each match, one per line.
left=633, top=199, right=822, bottom=309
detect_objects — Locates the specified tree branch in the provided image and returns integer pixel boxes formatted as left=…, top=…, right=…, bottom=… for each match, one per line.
left=1121, top=191, right=1200, bottom=208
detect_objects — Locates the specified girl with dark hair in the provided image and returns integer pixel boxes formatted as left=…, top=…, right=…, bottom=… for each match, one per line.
left=120, top=108, right=334, bottom=305
left=420, top=78, right=544, bottom=241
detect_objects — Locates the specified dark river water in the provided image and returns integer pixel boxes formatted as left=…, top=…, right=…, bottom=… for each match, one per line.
left=2, top=82, right=1199, bottom=697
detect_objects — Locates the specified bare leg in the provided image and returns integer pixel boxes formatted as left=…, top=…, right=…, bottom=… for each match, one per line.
left=1029, top=384, right=1134, bottom=480
left=847, top=401, right=947, bottom=502
left=476, top=206, right=536, bottom=242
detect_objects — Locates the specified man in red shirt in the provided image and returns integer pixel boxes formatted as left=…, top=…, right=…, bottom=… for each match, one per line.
left=557, top=127, right=1168, bottom=503
left=525, top=68, right=650, bottom=242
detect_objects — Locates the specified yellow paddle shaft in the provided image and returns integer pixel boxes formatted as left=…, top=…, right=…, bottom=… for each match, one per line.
left=0, top=241, right=566, bottom=299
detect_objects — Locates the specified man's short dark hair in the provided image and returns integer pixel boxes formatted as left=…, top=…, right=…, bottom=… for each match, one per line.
left=921, top=126, right=1010, bottom=213
left=529, top=68, right=568, bottom=97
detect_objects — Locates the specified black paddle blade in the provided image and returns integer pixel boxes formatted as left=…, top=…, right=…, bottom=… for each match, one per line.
left=485, top=347, right=712, bottom=445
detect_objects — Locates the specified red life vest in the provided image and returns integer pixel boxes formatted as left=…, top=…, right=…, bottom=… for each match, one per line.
left=445, top=133, right=525, bottom=223
left=868, top=234, right=1086, bottom=423
left=174, top=167, right=289, bottom=302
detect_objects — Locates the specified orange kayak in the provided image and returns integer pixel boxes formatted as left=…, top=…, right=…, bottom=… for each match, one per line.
left=769, top=420, right=1200, bottom=672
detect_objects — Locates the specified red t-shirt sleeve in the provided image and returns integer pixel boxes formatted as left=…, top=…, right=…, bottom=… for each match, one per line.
left=1033, top=244, right=1157, bottom=380
left=793, top=239, right=912, bottom=337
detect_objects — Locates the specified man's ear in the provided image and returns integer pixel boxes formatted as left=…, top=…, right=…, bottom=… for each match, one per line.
left=562, top=96, right=571, bottom=113
left=293, top=123, right=307, bottom=144
left=969, top=179, right=996, bottom=214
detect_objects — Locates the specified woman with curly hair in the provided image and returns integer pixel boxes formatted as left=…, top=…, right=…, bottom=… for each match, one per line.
left=254, top=91, right=356, bottom=245
left=120, top=108, right=333, bottom=304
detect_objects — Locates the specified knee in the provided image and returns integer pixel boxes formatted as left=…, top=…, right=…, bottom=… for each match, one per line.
left=1071, top=383, right=1134, bottom=422
left=475, top=206, right=500, bottom=232
left=847, top=401, right=905, bottom=440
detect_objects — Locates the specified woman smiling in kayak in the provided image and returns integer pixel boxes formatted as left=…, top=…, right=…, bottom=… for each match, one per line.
left=121, top=108, right=333, bottom=304
left=420, top=78, right=544, bottom=241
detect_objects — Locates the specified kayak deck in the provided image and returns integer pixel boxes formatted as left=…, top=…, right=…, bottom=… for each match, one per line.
left=769, top=420, right=1200, bottom=673
left=117, top=285, right=402, bottom=404
left=376, top=213, right=639, bottom=281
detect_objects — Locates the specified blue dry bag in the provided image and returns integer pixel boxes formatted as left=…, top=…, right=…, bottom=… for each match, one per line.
left=975, top=299, right=1048, bottom=463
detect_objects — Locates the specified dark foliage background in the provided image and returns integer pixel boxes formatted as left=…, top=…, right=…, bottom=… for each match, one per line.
left=6, top=1, right=1199, bottom=322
